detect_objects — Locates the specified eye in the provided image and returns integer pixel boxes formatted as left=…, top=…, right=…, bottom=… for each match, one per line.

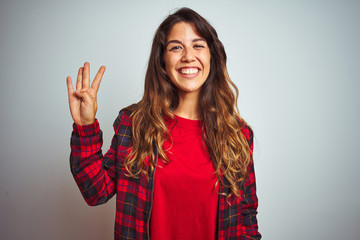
left=194, top=44, right=205, bottom=49
left=169, top=45, right=182, bottom=51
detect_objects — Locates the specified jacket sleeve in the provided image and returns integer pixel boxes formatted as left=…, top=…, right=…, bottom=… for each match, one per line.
left=240, top=126, right=261, bottom=239
left=70, top=114, right=122, bottom=206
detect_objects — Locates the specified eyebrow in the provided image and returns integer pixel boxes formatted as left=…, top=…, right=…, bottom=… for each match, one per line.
left=166, top=38, right=206, bottom=47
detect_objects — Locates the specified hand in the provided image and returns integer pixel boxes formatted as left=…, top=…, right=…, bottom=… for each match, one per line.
left=66, top=62, right=106, bottom=126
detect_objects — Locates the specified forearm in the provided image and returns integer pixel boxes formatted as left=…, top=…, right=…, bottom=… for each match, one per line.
left=70, top=119, right=117, bottom=206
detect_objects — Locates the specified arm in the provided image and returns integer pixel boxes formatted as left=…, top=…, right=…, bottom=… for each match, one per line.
left=240, top=126, right=261, bottom=239
left=67, top=62, right=118, bottom=206
left=70, top=115, right=121, bottom=206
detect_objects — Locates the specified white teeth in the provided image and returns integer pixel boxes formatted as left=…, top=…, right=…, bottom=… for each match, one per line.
left=179, top=68, right=199, bottom=75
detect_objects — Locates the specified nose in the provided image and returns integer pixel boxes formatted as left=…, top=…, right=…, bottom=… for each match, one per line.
left=181, top=48, right=195, bottom=62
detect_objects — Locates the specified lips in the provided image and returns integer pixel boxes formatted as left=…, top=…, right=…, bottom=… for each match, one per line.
left=177, top=67, right=200, bottom=75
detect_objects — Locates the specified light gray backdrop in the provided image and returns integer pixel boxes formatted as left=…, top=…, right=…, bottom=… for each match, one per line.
left=0, top=0, right=359, bottom=239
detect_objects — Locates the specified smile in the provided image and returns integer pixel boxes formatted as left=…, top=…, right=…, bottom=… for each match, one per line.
left=178, top=67, right=200, bottom=75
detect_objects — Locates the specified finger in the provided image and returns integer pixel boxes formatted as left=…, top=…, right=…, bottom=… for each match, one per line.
left=66, top=76, right=74, bottom=95
left=91, top=65, right=106, bottom=92
left=76, top=67, right=83, bottom=90
left=82, top=62, right=90, bottom=89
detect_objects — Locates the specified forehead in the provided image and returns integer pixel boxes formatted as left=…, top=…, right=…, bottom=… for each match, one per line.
left=167, top=22, right=203, bottom=41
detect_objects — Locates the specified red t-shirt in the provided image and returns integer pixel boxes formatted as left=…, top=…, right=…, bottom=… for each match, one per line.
left=150, top=114, right=219, bottom=240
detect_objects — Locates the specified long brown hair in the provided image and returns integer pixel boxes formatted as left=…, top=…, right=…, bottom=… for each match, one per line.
left=123, top=7, right=252, bottom=200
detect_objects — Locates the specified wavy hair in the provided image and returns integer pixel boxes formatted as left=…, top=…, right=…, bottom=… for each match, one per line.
left=122, top=7, right=252, bottom=200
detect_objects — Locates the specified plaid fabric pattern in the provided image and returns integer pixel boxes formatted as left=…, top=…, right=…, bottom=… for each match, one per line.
left=70, top=109, right=261, bottom=239
left=217, top=126, right=261, bottom=240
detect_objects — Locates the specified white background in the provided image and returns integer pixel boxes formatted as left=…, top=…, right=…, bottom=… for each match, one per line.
left=0, top=0, right=359, bottom=239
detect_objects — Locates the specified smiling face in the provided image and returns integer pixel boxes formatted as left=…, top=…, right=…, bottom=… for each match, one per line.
left=164, top=21, right=211, bottom=98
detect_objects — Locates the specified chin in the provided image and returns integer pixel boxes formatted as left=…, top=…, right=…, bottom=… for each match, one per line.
left=178, top=86, right=202, bottom=94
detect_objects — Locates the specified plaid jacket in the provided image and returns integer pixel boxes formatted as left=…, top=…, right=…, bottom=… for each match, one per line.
left=70, top=109, right=261, bottom=240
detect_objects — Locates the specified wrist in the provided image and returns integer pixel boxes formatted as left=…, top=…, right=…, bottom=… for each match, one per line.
left=73, top=119, right=100, bottom=137
left=74, top=120, right=95, bottom=126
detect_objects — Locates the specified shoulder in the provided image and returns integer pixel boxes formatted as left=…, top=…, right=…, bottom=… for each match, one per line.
left=113, top=104, right=138, bottom=132
left=237, top=118, right=254, bottom=151
left=240, top=123, right=253, bottom=142
left=235, top=116, right=253, bottom=140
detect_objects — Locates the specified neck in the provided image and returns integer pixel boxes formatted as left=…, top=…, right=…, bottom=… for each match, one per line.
left=174, top=91, right=200, bottom=120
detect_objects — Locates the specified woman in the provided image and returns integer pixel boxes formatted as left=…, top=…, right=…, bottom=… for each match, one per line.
left=66, top=7, right=261, bottom=240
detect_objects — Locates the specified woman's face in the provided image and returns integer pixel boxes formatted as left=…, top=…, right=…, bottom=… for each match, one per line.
left=164, top=21, right=211, bottom=97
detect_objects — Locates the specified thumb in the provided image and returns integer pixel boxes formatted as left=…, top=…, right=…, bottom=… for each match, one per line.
left=75, top=90, right=93, bottom=104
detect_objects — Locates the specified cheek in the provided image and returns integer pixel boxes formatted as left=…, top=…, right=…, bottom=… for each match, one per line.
left=202, top=51, right=211, bottom=69
left=164, top=56, right=175, bottom=72
left=165, top=65, right=175, bottom=79
left=164, top=62, right=176, bottom=83
left=204, top=57, right=211, bottom=73
left=164, top=61, right=171, bottom=77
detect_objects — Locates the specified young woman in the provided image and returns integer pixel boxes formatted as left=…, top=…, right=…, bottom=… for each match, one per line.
left=66, top=7, right=261, bottom=240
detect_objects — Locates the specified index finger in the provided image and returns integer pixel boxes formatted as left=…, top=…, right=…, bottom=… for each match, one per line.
left=91, top=65, right=106, bottom=92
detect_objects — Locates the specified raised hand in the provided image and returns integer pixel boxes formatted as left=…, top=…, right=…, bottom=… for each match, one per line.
left=66, top=62, right=106, bottom=126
